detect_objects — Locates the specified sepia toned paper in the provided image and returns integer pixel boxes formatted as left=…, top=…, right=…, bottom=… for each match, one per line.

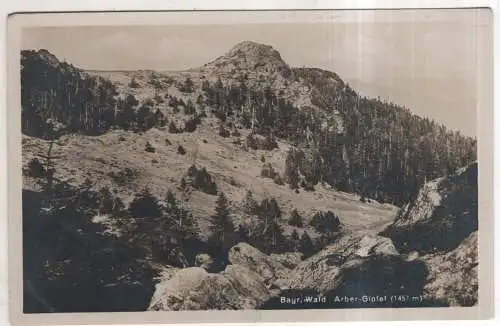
left=6, top=8, right=494, bottom=325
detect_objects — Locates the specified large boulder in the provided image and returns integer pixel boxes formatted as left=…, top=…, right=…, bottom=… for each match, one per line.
left=381, top=162, right=477, bottom=253
left=222, top=264, right=272, bottom=305
left=148, top=265, right=272, bottom=311
left=285, top=234, right=398, bottom=293
left=228, top=243, right=290, bottom=287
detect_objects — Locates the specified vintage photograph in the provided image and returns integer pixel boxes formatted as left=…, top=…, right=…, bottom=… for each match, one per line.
left=11, top=8, right=492, bottom=319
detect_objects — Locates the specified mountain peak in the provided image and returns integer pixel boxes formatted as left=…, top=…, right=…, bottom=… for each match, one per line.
left=202, top=41, right=289, bottom=74
left=226, top=41, right=283, bottom=60
left=36, top=49, right=61, bottom=67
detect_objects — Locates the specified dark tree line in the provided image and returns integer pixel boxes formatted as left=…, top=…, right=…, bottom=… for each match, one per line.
left=200, top=72, right=476, bottom=206
left=21, top=50, right=167, bottom=138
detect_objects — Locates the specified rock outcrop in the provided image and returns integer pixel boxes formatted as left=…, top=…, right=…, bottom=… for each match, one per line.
left=228, top=242, right=290, bottom=288
left=380, top=162, right=478, bottom=253
left=378, top=162, right=479, bottom=306
left=148, top=160, right=479, bottom=311
left=285, top=234, right=399, bottom=294
left=420, top=231, right=478, bottom=306
left=202, top=41, right=290, bottom=76
left=148, top=265, right=272, bottom=311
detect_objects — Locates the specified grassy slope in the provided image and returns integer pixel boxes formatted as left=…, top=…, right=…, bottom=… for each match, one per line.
left=23, top=69, right=398, bottom=241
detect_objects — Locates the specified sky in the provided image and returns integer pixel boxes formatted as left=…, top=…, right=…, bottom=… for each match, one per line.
left=21, top=9, right=492, bottom=137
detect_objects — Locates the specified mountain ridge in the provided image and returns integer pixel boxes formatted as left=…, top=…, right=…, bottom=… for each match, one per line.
left=21, top=43, right=476, bottom=207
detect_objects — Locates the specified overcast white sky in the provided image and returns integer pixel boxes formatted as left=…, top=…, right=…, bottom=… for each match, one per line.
left=21, top=9, right=492, bottom=137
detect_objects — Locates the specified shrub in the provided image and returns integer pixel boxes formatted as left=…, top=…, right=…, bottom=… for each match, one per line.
left=184, top=115, right=202, bottom=133
left=98, top=186, right=115, bottom=214
left=263, top=135, right=279, bottom=150
left=261, top=163, right=277, bottom=179
left=169, top=121, right=180, bottom=134
left=302, top=180, right=315, bottom=192
left=145, top=141, right=156, bottom=153
left=179, top=178, right=187, bottom=190
left=219, top=125, right=230, bottom=138
left=229, top=177, right=239, bottom=187
left=129, top=77, right=139, bottom=88
left=245, top=133, right=278, bottom=151
left=310, top=211, right=340, bottom=233
left=273, top=174, right=284, bottom=185
left=143, top=98, right=155, bottom=107
left=179, top=77, right=194, bottom=93
left=26, top=158, right=46, bottom=178
left=184, top=100, right=196, bottom=115
left=128, top=187, right=162, bottom=219
left=177, top=145, right=186, bottom=155
left=192, top=167, right=218, bottom=195
left=168, top=97, right=179, bottom=108
left=232, top=129, right=241, bottom=137
left=154, top=95, right=164, bottom=104
left=198, top=109, right=207, bottom=118
left=214, top=110, right=227, bottom=122
left=288, top=209, right=304, bottom=227
left=108, top=167, right=138, bottom=187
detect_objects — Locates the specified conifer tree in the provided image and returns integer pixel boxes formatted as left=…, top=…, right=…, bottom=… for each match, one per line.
left=299, top=231, right=315, bottom=258
left=290, top=229, right=300, bottom=251
left=209, top=192, right=235, bottom=251
left=241, top=190, right=258, bottom=215
left=285, top=147, right=300, bottom=190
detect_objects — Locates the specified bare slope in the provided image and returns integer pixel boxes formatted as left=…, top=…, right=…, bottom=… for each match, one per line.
left=22, top=115, right=397, bottom=240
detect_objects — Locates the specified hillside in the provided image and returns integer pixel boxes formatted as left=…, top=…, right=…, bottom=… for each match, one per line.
left=148, top=161, right=479, bottom=311
left=87, top=41, right=476, bottom=206
left=21, top=42, right=478, bottom=312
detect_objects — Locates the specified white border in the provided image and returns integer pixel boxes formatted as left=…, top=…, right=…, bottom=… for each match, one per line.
left=1, top=1, right=498, bottom=326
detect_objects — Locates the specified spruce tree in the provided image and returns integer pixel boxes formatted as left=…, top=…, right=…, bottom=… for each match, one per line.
left=290, top=229, right=300, bottom=251
left=98, top=186, right=114, bottom=214
left=166, top=189, right=177, bottom=210
left=285, top=147, right=300, bottom=190
left=241, top=190, right=258, bottom=215
left=257, top=197, right=285, bottom=253
left=209, top=192, right=235, bottom=251
left=299, top=231, right=315, bottom=258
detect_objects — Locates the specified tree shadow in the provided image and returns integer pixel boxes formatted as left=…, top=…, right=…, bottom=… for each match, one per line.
left=380, top=163, right=477, bottom=254
left=22, top=188, right=157, bottom=313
